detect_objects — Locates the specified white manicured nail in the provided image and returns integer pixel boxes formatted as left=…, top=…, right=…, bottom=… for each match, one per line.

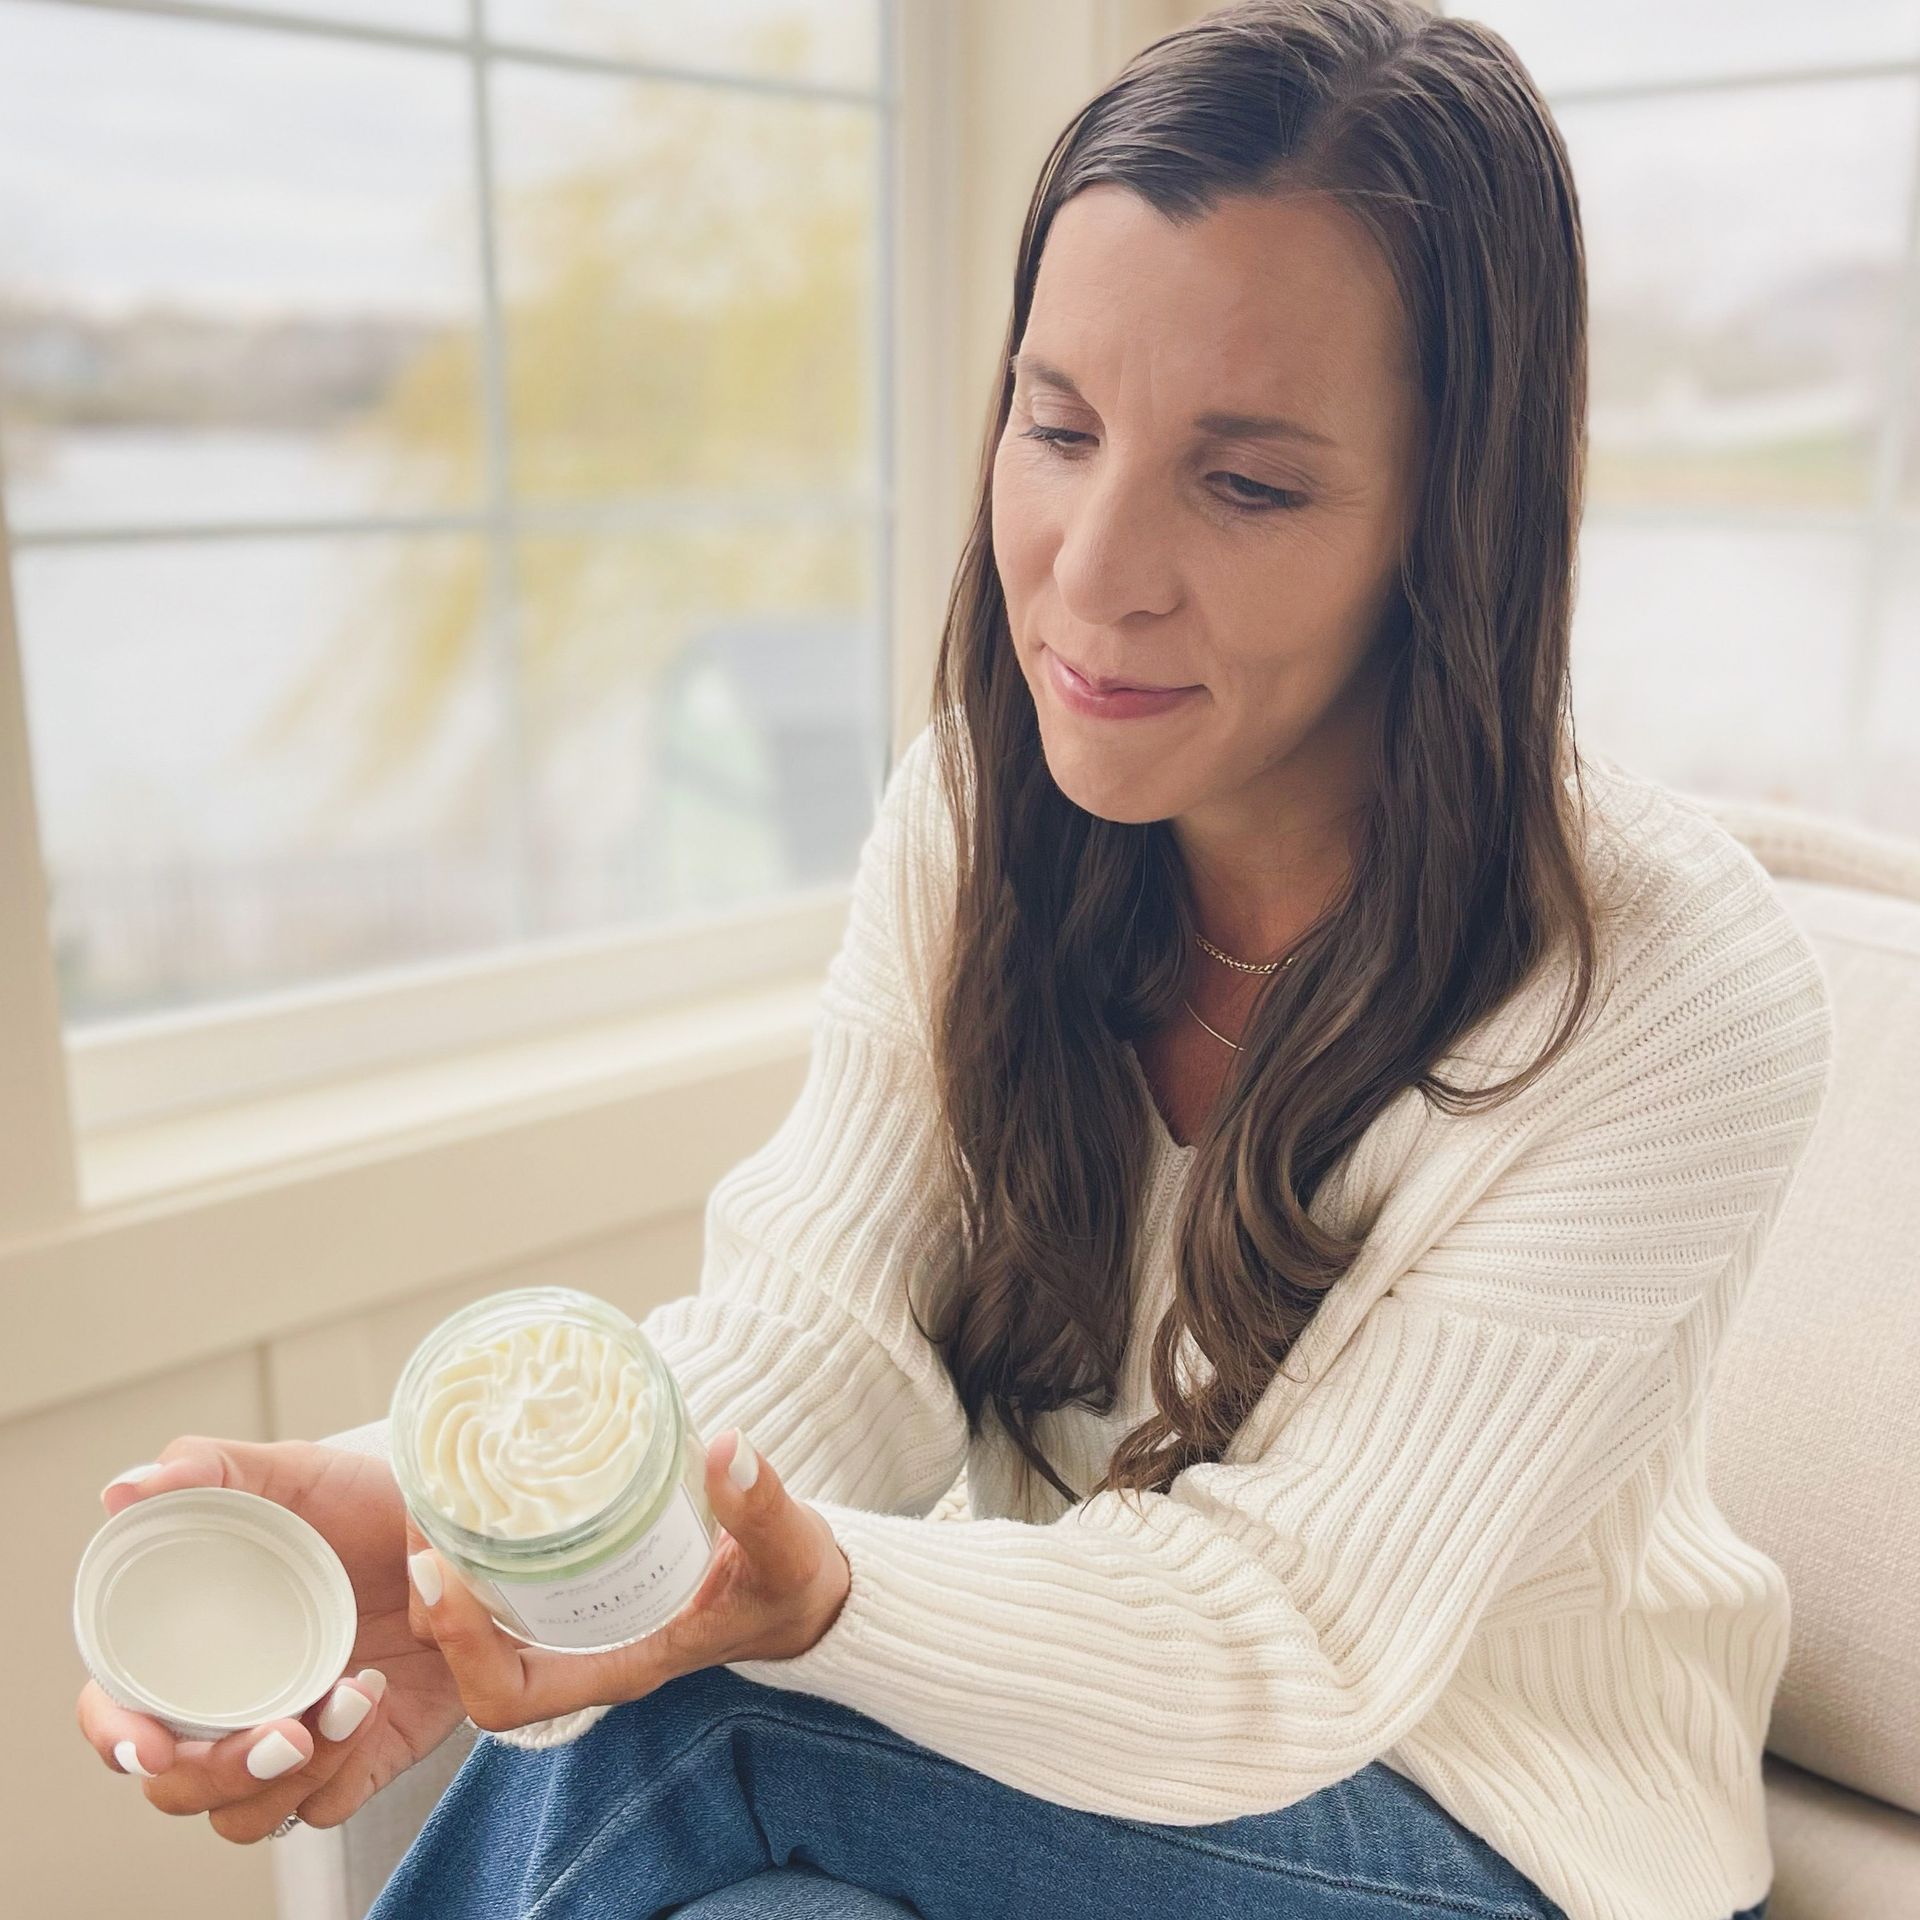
left=409, top=1550, right=443, bottom=1606
left=356, top=1667, right=389, bottom=1704
left=728, top=1429, right=759, bottom=1492
left=114, top=1739, right=155, bottom=1778
left=246, top=1729, right=305, bottom=1780
left=105, top=1463, right=164, bottom=1492
left=318, top=1680, right=373, bottom=1742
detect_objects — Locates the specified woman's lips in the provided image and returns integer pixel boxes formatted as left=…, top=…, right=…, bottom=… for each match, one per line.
left=1044, top=646, right=1200, bottom=719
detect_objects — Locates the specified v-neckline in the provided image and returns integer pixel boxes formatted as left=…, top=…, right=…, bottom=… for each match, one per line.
left=1125, top=1041, right=1199, bottom=1162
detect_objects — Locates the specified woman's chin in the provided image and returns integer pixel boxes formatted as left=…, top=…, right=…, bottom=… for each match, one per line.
left=1037, top=725, right=1203, bottom=825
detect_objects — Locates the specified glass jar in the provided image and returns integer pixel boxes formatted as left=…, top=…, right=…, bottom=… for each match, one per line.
left=389, top=1285, right=720, bottom=1653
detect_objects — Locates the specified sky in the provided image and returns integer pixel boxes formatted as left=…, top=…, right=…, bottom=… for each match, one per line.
left=0, top=0, right=881, bottom=320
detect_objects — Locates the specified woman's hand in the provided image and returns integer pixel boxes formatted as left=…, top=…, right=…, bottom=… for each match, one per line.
left=75, top=1437, right=471, bottom=1842
left=404, top=1427, right=851, bottom=1734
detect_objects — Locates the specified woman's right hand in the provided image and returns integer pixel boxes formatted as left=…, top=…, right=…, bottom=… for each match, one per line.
left=75, top=1435, right=469, bottom=1844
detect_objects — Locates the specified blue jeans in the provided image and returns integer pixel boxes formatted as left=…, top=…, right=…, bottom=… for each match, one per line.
left=365, top=1664, right=1771, bottom=1920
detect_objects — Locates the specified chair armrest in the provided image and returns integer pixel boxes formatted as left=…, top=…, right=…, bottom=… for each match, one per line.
left=269, top=1719, right=481, bottom=1920
left=321, top=1416, right=392, bottom=1469
left=268, top=1418, right=479, bottom=1920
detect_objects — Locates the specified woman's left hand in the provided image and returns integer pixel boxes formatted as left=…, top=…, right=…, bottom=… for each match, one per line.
left=402, top=1428, right=851, bottom=1734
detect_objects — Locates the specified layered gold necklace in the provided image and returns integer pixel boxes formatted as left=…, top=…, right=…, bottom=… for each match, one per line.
left=1182, top=931, right=1297, bottom=1052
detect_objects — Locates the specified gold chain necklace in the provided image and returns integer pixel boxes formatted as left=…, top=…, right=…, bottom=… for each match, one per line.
left=1182, top=933, right=1297, bottom=1052
left=1192, top=931, right=1290, bottom=974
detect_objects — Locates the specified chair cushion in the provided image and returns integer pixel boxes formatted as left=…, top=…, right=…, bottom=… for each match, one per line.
left=1706, top=876, right=1920, bottom=1818
left=1761, top=1749, right=1920, bottom=1920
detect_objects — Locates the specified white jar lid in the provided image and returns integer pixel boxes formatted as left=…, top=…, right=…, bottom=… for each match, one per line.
left=73, top=1487, right=356, bottom=1742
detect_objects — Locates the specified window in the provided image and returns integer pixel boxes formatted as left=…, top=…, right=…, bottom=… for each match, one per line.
left=0, top=0, right=894, bottom=1062
left=1438, top=0, right=1920, bottom=835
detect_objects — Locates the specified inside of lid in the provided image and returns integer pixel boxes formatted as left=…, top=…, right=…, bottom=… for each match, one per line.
left=97, top=1531, right=322, bottom=1720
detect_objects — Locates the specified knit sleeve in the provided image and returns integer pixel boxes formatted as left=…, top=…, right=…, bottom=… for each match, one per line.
left=721, top=878, right=1836, bottom=1823
left=634, top=721, right=970, bottom=1521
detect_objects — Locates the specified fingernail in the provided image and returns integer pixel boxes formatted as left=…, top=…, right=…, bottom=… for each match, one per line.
left=246, top=1729, right=305, bottom=1781
left=114, top=1739, right=156, bottom=1778
left=727, top=1428, right=759, bottom=1492
left=318, top=1679, right=374, bottom=1742
left=356, top=1666, right=389, bottom=1704
left=408, top=1550, right=443, bottom=1607
left=104, top=1463, right=163, bottom=1496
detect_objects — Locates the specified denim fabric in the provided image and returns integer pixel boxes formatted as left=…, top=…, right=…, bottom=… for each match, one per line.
left=668, top=1864, right=918, bottom=1917
left=364, top=1664, right=1769, bottom=1920
left=671, top=1876, right=1765, bottom=1920
left=664, top=1871, right=1773, bottom=1920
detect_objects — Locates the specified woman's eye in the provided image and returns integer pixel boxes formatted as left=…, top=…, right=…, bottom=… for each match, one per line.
left=1016, top=426, right=1303, bottom=513
left=1020, top=424, right=1091, bottom=452
left=1214, top=472, right=1307, bottom=512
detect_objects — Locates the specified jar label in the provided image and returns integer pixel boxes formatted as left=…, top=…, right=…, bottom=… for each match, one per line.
left=480, top=1482, right=716, bottom=1650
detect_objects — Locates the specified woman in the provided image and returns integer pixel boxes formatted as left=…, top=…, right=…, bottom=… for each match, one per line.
left=78, top=4, right=1817, bottom=1917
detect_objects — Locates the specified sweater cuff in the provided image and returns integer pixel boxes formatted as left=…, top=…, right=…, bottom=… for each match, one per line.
left=485, top=1703, right=617, bottom=1750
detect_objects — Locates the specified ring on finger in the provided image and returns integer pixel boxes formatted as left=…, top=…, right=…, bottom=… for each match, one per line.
left=268, top=1812, right=302, bottom=1840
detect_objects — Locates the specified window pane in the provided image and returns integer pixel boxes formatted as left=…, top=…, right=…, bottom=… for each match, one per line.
left=1560, top=78, right=1914, bottom=513
left=14, top=536, right=511, bottom=1023
left=489, top=0, right=883, bottom=90
left=514, top=515, right=885, bottom=936
left=492, top=63, right=882, bottom=502
left=1569, top=521, right=1861, bottom=810
left=1867, top=522, right=1920, bottom=834
left=0, top=0, right=484, bottom=533
left=1450, top=0, right=1920, bottom=93
left=0, top=3, right=896, bottom=1040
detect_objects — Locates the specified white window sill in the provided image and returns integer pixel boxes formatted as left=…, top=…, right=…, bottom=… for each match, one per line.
left=3, top=973, right=823, bottom=1424
left=76, top=971, right=824, bottom=1211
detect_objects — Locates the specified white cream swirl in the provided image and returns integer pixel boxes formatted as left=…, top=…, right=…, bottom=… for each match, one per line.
left=414, top=1318, right=657, bottom=1538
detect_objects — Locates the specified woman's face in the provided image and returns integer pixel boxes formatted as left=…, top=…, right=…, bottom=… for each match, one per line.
left=992, top=183, right=1423, bottom=835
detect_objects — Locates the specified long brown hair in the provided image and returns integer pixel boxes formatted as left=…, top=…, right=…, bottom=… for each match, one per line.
left=910, top=0, right=1605, bottom=1517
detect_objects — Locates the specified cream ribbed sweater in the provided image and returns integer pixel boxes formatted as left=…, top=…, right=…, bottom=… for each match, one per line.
left=340, top=722, right=1833, bottom=1920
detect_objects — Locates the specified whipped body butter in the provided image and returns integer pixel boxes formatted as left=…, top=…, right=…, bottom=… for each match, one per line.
left=390, top=1286, right=720, bottom=1653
